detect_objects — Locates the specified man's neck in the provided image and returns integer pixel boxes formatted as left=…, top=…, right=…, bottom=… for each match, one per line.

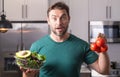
left=50, top=33, right=70, bottom=42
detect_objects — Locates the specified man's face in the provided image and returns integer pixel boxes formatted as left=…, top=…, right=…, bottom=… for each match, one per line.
left=47, top=9, right=70, bottom=36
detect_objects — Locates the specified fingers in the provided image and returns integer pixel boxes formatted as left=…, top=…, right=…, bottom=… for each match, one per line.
left=98, top=33, right=105, bottom=38
left=19, top=66, right=39, bottom=74
left=19, top=66, right=27, bottom=72
left=25, top=69, right=39, bottom=73
left=98, top=33, right=107, bottom=42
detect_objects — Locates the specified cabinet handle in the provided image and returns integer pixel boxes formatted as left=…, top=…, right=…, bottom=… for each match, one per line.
left=25, top=5, right=28, bottom=18
left=22, top=5, right=24, bottom=18
left=109, top=6, right=111, bottom=19
left=106, top=6, right=108, bottom=19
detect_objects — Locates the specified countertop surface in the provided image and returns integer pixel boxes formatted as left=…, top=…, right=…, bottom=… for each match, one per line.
left=80, top=65, right=91, bottom=73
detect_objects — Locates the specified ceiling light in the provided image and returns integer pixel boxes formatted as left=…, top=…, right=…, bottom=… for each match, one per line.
left=0, top=0, right=12, bottom=33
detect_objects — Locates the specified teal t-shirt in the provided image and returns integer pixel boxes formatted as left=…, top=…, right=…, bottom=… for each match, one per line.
left=30, top=34, right=98, bottom=77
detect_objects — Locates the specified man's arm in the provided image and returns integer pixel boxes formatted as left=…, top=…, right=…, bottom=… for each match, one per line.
left=89, top=52, right=110, bottom=75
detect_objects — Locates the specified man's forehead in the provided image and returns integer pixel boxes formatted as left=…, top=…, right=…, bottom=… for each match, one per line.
left=49, top=9, right=67, bottom=17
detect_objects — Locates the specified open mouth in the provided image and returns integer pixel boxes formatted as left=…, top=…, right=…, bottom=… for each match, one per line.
left=56, top=27, right=64, bottom=31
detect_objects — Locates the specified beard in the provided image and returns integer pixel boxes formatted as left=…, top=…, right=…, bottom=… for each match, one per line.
left=52, top=26, right=68, bottom=36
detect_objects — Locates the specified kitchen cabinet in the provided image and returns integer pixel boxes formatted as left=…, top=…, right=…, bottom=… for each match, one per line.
left=48, top=0, right=69, bottom=7
left=0, top=0, right=3, bottom=19
left=69, top=0, right=88, bottom=42
left=80, top=73, right=91, bottom=77
left=89, top=0, right=120, bottom=21
left=4, top=0, right=48, bottom=21
left=1, top=71, right=21, bottom=77
left=0, top=0, right=1, bottom=13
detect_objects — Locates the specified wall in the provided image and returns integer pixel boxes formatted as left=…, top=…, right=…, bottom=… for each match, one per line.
left=69, top=0, right=88, bottom=42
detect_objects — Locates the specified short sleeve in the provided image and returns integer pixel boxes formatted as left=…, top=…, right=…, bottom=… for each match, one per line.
left=84, top=45, right=98, bottom=64
left=30, top=42, right=39, bottom=53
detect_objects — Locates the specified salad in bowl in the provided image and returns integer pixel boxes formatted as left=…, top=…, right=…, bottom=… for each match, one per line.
left=14, top=50, right=46, bottom=70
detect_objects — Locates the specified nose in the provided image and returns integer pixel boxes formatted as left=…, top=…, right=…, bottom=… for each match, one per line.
left=56, top=19, right=62, bottom=25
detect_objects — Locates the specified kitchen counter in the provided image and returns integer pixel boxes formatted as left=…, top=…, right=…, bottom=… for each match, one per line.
left=80, top=68, right=91, bottom=73
left=80, top=64, right=91, bottom=77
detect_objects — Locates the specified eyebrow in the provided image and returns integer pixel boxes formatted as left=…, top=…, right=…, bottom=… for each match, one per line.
left=51, top=13, right=67, bottom=18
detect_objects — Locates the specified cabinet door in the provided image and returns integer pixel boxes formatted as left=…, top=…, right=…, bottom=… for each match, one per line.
left=4, top=0, right=48, bottom=21
left=0, top=0, right=2, bottom=13
left=110, top=0, right=120, bottom=21
left=89, top=0, right=109, bottom=21
left=26, top=0, right=48, bottom=21
left=4, top=0, right=24, bottom=21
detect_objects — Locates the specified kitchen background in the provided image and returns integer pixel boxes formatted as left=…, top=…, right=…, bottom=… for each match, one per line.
left=0, top=0, right=120, bottom=77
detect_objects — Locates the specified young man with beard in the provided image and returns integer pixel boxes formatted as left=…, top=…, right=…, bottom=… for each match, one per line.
left=21, top=2, right=110, bottom=77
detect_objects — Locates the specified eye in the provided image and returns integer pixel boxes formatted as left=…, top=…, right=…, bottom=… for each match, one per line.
left=52, top=17, right=57, bottom=21
left=61, top=15, right=67, bottom=21
left=61, top=17, right=66, bottom=20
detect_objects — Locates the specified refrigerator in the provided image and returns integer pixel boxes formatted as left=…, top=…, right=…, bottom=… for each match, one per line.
left=0, top=21, right=49, bottom=77
left=0, top=21, right=49, bottom=52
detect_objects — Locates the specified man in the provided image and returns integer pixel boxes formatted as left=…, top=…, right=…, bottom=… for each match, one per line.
left=22, top=2, right=110, bottom=77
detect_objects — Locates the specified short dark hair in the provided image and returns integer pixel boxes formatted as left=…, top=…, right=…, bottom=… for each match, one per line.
left=47, top=2, right=70, bottom=17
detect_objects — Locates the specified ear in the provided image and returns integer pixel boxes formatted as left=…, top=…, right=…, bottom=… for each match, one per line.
left=68, top=16, right=70, bottom=21
left=68, top=16, right=70, bottom=23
